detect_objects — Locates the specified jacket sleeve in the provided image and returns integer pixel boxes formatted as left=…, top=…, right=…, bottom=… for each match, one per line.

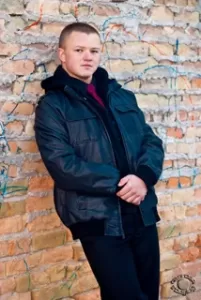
left=34, top=97, right=120, bottom=195
left=133, top=96, right=164, bottom=187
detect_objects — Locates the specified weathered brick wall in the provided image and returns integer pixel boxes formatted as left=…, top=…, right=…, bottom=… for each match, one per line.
left=0, top=0, right=201, bottom=299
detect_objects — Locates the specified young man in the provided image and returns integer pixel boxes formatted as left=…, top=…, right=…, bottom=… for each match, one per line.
left=35, top=22, right=164, bottom=300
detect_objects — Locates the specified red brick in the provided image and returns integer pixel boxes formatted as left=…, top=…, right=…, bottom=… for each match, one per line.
left=0, top=292, right=31, bottom=300
left=0, top=201, right=25, bottom=218
left=194, top=175, right=201, bottom=185
left=179, top=246, right=199, bottom=262
left=177, top=44, right=197, bottom=56
left=175, top=11, right=199, bottom=23
left=25, top=195, right=54, bottom=212
left=2, top=60, right=34, bottom=75
left=6, top=259, right=27, bottom=276
left=31, top=230, right=66, bottom=251
left=189, top=111, right=200, bottom=121
left=31, top=263, right=66, bottom=287
left=0, top=277, right=16, bottom=295
left=31, top=284, right=69, bottom=300
left=1, top=102, right=16, bottom=114
left=13, top=79, right=43, bottom=96
left=27, top=213, right=61, bottom=232
left=155, top=180, right=167, bottom=191
left=18, top=141, right=38, bottom=153
left=176, top=76, right=191, bottom=89
left=160, top=253, right=181, bottom=271
left=178, top=110, right=188, bottom=121
left=8, top=165, right=18, bottom=177
left=150, top=6, right=173, bottom=22
left=15, top=273, right=31, bottom=293
left=42, top=1, right=60, bottom=15
left=22, top=160, right=47, bottom=174
left=30, top=270, right=50, bottom=288
left=93, top=4, right=120, bottom=16
left=5, top=120, right=24, bottom=135
left=8, top=141, right=18, bottom=153
left=29, top=176, right=54, bottom=191
left=186, top=206, right=198, bottom=217
left=73, top=244, right=86, bottom=261
left=0, top=43, right=20, bottom=56
left=42, top=23, right=65, bottom=34
left=158, top=193, right=172, bottom=206
left=179, top=177, right=192, bottom=187
left=158, top=207, right=175, bottom=222
left=158, top=223, right=183, bottom=239
left=2, top=103, right=34, bottom=116
left=42, top=245, right=73, bottom=264
left=0, top=238, right=30, bottom=257
left=194, top=188, right=201, bottom=201
left=192, top=78, right=201, bottom=88
left=26, top=245, right=73, bottom=269
left=8, top=141, right=38, bottom=154
left=167, top=177, right=179, bottom=189
left=163, top=160, right=173, bottom=169
left=0, top=262, right=6, bottom=278
left=0, top=216, right=25, bottom=235
left=14, top=103, right=34, bottom=115
left=74, top=289, right=100, bottom=300
left=149, top=43, right=173, bottom=56
left=167, top=128, right=183, bottom=139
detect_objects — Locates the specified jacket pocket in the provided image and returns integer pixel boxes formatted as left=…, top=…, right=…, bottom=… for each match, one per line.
left=77, top=194, right=108, bottom=213
left=65, top=108, right=100, bottom=145
left=114, top=105, right=144, bottom=136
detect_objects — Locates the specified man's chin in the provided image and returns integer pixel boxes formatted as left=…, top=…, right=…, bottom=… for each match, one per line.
left=79, top=72, right=94, bottom=81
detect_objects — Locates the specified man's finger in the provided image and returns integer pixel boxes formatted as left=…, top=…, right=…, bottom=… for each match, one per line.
left=125, top=195, right=141, bottom=204
left=131, top=196, right=142, bottom=205
left=119, top=190, right=137, bottom=200
left=116, top=182, right=134, bottom=197
left=118, top=175, right=131, bottom=187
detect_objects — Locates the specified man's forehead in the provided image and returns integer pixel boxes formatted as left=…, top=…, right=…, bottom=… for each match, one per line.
left=66, top=32, right=101, bottom=45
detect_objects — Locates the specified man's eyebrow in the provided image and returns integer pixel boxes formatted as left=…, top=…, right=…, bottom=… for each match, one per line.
left=74, top=46, right=101, bottom=49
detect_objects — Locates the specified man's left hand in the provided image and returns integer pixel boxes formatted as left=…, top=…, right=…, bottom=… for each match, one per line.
left=116, top=174, right=147, bottom=205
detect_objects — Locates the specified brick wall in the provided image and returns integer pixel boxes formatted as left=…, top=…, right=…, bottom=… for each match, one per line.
left=0, top=0, right=201, bottom=299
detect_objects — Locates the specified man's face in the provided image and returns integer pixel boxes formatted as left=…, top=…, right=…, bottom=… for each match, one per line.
left=58, top=31, right=102, bottom=83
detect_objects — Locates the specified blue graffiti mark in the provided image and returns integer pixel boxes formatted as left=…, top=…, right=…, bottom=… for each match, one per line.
left=175, top=38, right=179, bottom=56
left=0, top=48, right=30, bottom=68
left=0, top=167, right=28, bottom=203
left=0, top=121, right=9, bottom=154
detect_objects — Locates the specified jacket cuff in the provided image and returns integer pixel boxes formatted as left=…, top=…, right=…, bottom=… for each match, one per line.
left=136, top=165, right=157, bottom=187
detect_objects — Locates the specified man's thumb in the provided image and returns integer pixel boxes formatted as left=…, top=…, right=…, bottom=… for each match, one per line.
left=118, top=175, right=130, bottom=187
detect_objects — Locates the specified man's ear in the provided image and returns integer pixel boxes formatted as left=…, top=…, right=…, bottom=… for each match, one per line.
left=58, top=47, right=66, bottom=63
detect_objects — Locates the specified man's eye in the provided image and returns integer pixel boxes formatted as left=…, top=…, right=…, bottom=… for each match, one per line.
left=75, top=49, right=82, bottom=52
left=91, top=50, right=99, bottom=53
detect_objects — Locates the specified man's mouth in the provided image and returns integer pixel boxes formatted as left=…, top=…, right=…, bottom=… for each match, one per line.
left=82, top=64, right=93, bottom=67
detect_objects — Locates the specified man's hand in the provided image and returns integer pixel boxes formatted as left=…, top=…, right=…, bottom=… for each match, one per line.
left=116, top=174, right=147, bottom=206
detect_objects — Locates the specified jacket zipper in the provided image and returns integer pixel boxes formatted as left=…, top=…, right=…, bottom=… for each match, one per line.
left=82, top=97, right=117, bottom=167
left=64, top=87, right=125, bottom=238
left=83, top=96, right=125, bottom=238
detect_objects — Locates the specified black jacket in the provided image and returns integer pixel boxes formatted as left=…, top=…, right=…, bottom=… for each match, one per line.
left=35, top=66, right=164, bottom=237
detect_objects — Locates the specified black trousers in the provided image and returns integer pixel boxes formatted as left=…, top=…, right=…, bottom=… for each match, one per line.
left=80, top=210, right=160, bottom=300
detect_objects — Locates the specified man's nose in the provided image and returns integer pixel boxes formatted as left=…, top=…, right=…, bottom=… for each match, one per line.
left=83, top=50, right=93, bottom=60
